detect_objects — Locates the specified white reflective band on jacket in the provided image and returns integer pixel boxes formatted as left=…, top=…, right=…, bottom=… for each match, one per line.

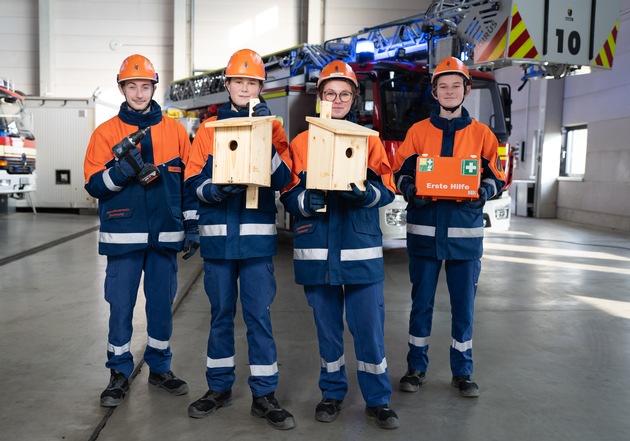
left=294, top=246, right=382, bottom=261
left=159, top=231, right=185, bottom=242
left=199, top=223, right=276, bottom=236
left=321, top=355, right=345, bottom=373
left=407, top=224, right=484, bottom=239
left=100, top=232, right=149, bottom=244
left=99, top=231, right=185, bottom=244
left=357, top=356, right=388, bottom=375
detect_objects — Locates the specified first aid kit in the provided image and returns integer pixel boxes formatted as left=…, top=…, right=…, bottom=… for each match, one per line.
left=415, top=155, right=480, bottom=201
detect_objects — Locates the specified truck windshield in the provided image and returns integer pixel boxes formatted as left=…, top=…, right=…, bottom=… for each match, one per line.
left=0, top=92, right=35, bottom=140
left=354, top=68, right=508, bottom=144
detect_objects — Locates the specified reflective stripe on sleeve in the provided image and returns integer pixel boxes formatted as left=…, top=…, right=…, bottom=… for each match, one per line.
left=183, top=209, right=199, bottom=221
left=103, top=168, right=123, bottom=192
left=271, top=151, right=282, bottom=174
left=159, top=231, right=185, bottom=242
left=197, top=179, right=213, bottom=203
left=364, top=186, right=381, bottom=208
left=298, top=190, right=309, bottom=217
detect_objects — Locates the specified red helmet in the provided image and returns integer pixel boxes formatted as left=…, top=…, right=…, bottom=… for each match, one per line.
left=225, top=49, right=266, bottom=81
left=117, top=54, right=159, bottom=84
left=317, top=60, right=359, bottom=89
left=432, top=56, right=470, bottom=85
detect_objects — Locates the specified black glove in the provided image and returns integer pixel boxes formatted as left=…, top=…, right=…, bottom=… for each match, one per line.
left=209, top=184, right=247, bottom=201
left=251, top=102, right=271, bottom=117
left=339, top=182, right=368, bottom=202
left=303, top=189, right=326, bottom=215
left=467, top=186, right=489, bottom=209
left=400, top=178, right=429, bottom=209
left=114, top=148, right=144, bottom=179
left=182, top=219, right=199, bottom=260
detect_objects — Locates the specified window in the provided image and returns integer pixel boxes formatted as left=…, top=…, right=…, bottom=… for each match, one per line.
left=560, top=125, right=588, bottom=177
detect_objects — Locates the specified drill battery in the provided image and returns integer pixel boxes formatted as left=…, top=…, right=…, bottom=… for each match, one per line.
left=415, top=155, right=480, bottom=201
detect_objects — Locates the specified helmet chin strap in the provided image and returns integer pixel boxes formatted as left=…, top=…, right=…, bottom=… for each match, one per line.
left=229, top=97, right=248, bottom=112
left=440, top=97, right=464, bottom=113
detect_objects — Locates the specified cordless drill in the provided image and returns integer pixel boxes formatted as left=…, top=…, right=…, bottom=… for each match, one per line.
left=112, top=127, right=160, bottom=186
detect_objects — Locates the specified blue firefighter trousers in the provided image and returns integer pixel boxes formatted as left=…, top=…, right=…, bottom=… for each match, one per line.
left=305, top=282, right=392, bottom=407
left=203, top=256, right=279, bottom=398
left=104, top=247, right=178, bottom=379
left=407, top=256, right=481, bottom=377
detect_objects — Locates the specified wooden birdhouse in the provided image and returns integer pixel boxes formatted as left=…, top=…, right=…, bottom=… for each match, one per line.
left=204, top=109, right=274, bottom=208
left=305, top=101, right=377, bottom=191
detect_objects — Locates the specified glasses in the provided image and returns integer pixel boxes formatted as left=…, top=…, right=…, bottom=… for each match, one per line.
left=322, top=90, right=354, bottom=103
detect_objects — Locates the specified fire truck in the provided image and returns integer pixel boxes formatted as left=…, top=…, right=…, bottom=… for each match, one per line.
left=0, top=78, right=36, bottom=201
left=164, top=0, right=620, bottom=238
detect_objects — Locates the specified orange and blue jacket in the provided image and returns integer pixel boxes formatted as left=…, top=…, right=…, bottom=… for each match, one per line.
left=393, top=105, right=505, bottom=260
left=183, top=103, right=292, bottom=259
left=280, top=129, right=396, bottom=286
left=84, top=101, right=194, bottom=256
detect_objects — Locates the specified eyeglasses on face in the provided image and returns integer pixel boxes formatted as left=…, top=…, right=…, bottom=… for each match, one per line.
left=322, top=90, right=354, bottom=103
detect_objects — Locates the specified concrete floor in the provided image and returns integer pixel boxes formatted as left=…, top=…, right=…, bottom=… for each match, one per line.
left=1, top=212, right=629, bottom=441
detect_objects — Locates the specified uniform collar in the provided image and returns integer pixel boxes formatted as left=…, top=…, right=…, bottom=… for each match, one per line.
left=118, top=100, right=162, bottom=129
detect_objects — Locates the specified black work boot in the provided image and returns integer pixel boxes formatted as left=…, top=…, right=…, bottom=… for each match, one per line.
left=451, top=375, right=480, bottom=397
left=188, top=389, right=233, bottom=418
left=315, top=398, right=344, bottom=423
left=251, top=392, right=296, bottom=430
left=100, top=370, right=130, bottom=407
left=148, top=370, right=189, bottom=395
left=399, top=369, right=427, bottom=392
left=365, top=404, right=399, bottom=429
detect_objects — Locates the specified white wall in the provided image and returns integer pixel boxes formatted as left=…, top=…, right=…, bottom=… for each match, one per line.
left=1, top=0, right=39, bottom=95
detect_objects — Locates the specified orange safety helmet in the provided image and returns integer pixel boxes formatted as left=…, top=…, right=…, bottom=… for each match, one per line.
left=224, top=49, right=266, bottom=81
left=431, top=56, right=471, bottom=86
left=117, top=54, right=159, bottom=84
left=317, top=60, right=359, bottom=89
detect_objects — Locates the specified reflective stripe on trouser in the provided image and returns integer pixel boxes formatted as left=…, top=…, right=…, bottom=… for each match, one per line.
left=305, top=283, right=392, bottom=407
left=104, top=248, right=178, bottom=378
left=407, top=256, right=481, bottom=376
left=203, top=257, right=279, bottom=397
